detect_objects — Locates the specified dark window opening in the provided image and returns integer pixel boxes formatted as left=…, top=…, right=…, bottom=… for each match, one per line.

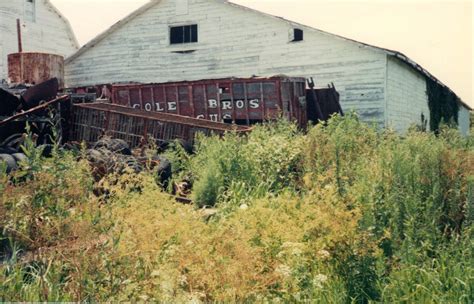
left=172, top=50, right=196, bottom=54
left=292, top=29, right=303, bottom=42
left=170, top=24, right=198, bottom=44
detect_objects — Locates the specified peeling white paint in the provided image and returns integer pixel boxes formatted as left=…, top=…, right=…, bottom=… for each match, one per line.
left=386, top=56, right=430, bottom=133
left=458, top=106, right=470, bottom=136
left=0, top=0, right=78, bottom=81
left=64, top=0, right=470, bottom=130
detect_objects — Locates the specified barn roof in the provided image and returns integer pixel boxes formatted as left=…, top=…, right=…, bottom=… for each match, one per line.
left=65, top=0, right=471, bottom=110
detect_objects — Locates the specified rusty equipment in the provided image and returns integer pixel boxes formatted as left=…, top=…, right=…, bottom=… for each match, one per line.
left=0, top=95, right=69, bottom=127
left=8, top=53, right=65, bottom=88
left=16, top=19, right=23, bottom=53
left=0, top=89, right=21, bottom=116
left=306, top=78, right=344, bottom=124
left=21, top=78, right=59, bottom=110
left=0, top=78, right=59, bottom=117
left=70, top=102, right=251, bottom=148
left=105, top=76, right=308, bottom=128
left=0, top=79, right=63, bottom=148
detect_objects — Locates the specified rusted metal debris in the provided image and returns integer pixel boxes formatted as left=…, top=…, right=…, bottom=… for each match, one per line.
left=0, top=88, right=21, bottom=116
left=16, top=19, right=22, bottom=53
left=306, top=78, right=344, bottom=123
left=21, top=78, right=59, bottom=110
left=0, top=78, right=60, bottom=118
left=79, top=76, right=308, bottom=128
left=8, top=53, right=65, bottom=88
left=0, top=95, right=69, bottom=127
left=70, top=102, right=252, bottom=148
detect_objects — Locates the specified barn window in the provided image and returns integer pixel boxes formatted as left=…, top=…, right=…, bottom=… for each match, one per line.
left=170, top=24, right=198, bottom=44
left=25, top=0, right=36, bottom=22
left=292, top=28, right=303, bottom=42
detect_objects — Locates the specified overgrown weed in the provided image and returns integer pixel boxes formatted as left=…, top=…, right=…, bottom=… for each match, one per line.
left=0, top=115, right=472, bottom=302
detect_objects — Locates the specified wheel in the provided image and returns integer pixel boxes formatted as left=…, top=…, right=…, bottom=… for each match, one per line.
left=109, top=139, right=132, bottom=155
left=0, top=147, right=18, bottom=154
left=38, top=144, right=54, bottom=158
left=156, top=155, right=172, bottom=185
left=117, top=155, right=143, bottom=174
left=0, top=154, right=18, bottom=173
left=0, top=133, right=24, bottom=152
left=93, top=138, right=131, bottom=155
left=11, top=153, right=27, bottom=164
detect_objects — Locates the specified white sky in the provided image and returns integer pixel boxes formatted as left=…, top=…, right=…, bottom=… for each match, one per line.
left=50, top=0, right=473, bottom=108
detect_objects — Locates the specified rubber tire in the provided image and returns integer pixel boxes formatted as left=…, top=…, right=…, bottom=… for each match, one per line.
left=0, top=147, right=17, bottom=155
left=120, top=156, right=143, bottom=174
left=0, top=133, right=23, bottom=151
left=11, top=153, right=27, bottom=164
left=38, top=144, right=53, bottom=158
left=109, top=139, right=132, bottom=156
left=0, top=154, right=18, bottom=173
left=94, top=138, right=131, bottom=156
left=156, top=155, right=172, bottom=184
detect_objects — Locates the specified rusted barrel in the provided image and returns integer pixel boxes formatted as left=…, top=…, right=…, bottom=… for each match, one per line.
left=7, top=52, right=65, bottom=88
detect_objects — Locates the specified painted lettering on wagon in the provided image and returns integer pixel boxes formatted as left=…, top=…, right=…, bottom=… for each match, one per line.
left=133, top=99, right=261, bottom=121
left=133, top=102, right=177, bottom=112
left=207, top=99, right=260, bottom=110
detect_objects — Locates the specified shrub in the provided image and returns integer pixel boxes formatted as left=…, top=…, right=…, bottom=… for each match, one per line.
left=190, top=120, right=304, bottom=208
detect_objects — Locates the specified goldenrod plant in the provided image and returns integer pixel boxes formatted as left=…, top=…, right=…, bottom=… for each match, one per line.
left=0, top=115, right=472, bottom=303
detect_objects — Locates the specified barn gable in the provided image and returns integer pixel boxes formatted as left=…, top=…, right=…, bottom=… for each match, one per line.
left=65, top=0, right=389, bottom=126
left=0, top=0, right=79, bottom=81
left=64, top=0, right=470, bottom=131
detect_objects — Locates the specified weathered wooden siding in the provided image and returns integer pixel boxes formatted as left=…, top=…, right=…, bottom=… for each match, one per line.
left=458, top=105, right=470, bottom=136
left=386, top=56, right=430, bottom=133
left=0, top=0, right=78, bottom=81
left=66, top=0, right=387, bottom=126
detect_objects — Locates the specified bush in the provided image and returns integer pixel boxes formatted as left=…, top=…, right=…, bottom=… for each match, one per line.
left=189, top=120, right=304, bottom=208
left=1, top=114, right=472, bottom=302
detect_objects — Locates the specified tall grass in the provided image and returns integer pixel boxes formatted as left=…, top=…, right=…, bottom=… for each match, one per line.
left=1, top=115, right=472, bottom=302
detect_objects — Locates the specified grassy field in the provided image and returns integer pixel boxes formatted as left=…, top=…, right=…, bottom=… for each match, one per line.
left=1, top=115, right=473, bottom=303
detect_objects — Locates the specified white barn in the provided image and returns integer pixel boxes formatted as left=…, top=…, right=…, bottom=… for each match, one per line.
left=65, top=0, right=471, bottom=134
left=0, top=0, right=78, bottom=81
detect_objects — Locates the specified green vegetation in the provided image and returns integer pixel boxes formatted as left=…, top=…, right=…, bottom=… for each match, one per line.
left=1, top=115, right=473, bottom=303
left=426, top=78, right=461, bottom=133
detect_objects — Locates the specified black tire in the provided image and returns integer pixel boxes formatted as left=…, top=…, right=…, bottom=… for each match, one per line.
left=94, top=138, right=131, bottom=155
left=0, top=235, right=13, bottom=262
left=38, top=144, right=53, bottom=158
left=109, top=139, right=132, bottom=155
left=0, top=133, right=23, bottom=152
left=87, top=148, right=116, bottom=175
left=92, top=137, right=111, bottom=150
left=0, top=147, right=18, bottom=154
left=156, top=156, right=172, bottom=185
left=0, top=154, right=18, bottom=173
left=176, top=139, right=194, bottom=154
left=87, top=149, right=110, bottom=180
left=117, top=155, right=143, bottom=174
left=11, top=153, right=27, bottom=164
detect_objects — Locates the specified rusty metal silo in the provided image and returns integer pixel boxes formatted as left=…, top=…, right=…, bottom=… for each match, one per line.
left=7, top=52, right=65, bottom=88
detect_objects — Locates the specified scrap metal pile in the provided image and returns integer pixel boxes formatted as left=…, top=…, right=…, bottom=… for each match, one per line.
left=85, top=136, right=171, bottom=186
left=1, top=74, right=343, bottom=194
left=0, top=78, right=67, bottom=172
left=0, top=78, right=173, bottom=186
